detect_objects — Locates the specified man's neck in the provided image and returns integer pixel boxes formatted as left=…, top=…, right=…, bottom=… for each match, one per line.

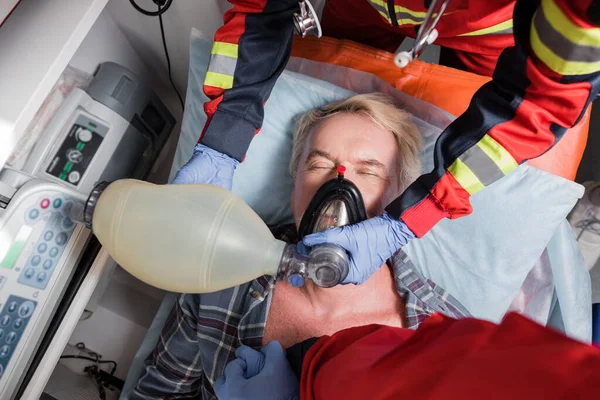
left=297, top=263, right=404, bottom=320
left=264, top=262, right=406, bottom=348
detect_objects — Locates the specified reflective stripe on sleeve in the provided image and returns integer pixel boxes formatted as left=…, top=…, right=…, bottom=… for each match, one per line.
left=458, top=19, right=513, bottom=36
left=531, top=0, right=600, bottom=75
left=205, top=41, right=239, bottom=89
left=449, top=134, right=518, bottom=195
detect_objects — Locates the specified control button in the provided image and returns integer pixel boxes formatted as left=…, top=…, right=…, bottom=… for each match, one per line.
left=77, top=128, right=93, bottom=143
left=49, top=247, right=59, bottom=258
left=13, top=319, right=23, bottom=330
left=37, top=243, right=47, bottom=254
left=7, top=302, right=17, bottom=313
left=43, top=260, right=53, bottom=270
left=44, top=231, right=54, bottom=241
left=30, top=255, right=41, bottom=266
left=62, top=200, right=73, bottom=215
left=40, top=199, right=50, bottom=209
left=24, top=268, right=35, bottom=279
left=53, top=198, right=63, bottom=209
left=62, top=217, right=75, bottom=230
left=28, top=209, right=40, bottom=221
left=18, top=301, right=34, bottom=318
left=36, top=272, right=47, bottom=282
left=0, top=329, right=4, bottom=339
left=5, top=332, right=16, bottom=345
left=0, top=316, right=11, bottom=327
left=68, top=171, right=81, bottom=184
left=55, top=232, right=68, bottom=246
left=0, top=345, right=9, bottom=358
left=66, top=149, right=83, bottom=164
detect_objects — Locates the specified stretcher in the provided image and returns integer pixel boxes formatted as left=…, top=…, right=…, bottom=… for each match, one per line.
left=290, top=35, right=591, bottom=180
left=121, top=35, right=594, bottom=396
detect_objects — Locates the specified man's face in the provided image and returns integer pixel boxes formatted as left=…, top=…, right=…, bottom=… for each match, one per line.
left=291, top=113, right=401, bottom=227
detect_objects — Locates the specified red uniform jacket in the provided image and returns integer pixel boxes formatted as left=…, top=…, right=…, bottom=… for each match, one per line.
left=200, top=0, right=600, bottom=238
left=300, top=313, right=600, bottom=399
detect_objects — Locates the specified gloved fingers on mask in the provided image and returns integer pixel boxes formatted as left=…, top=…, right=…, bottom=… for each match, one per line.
left=294, top=241, right=311, bottom=256
left=302, top=227, right=352, bottom=249
left=235, top=345, right=265, bottom=378
left=223, top=357, right=247, bottom=379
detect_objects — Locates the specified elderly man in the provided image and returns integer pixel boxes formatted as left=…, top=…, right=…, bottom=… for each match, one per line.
left=131, top=93, right=469, bottom=399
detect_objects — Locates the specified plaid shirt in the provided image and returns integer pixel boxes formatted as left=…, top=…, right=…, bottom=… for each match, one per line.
left=131, top=225, right=470, bottom=399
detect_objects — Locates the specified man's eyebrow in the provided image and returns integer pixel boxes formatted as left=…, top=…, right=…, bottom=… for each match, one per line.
left=306, top=149, right=333, bottom=162
left=306, top=149, right=387, bottom=171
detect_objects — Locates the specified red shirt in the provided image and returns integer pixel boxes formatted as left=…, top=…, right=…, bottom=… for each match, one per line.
left=301, top=313, right=600, bottom=399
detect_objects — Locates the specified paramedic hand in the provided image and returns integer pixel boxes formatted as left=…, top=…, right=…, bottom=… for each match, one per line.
left=214, top=341, right=299, bottom=400
left=303, top=213, right=415, bottom=285
left=172, top=144, right=239, bottom=190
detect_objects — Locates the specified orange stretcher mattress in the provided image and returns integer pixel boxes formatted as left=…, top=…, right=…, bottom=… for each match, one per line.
left=291, top=36, right=590, bottom=181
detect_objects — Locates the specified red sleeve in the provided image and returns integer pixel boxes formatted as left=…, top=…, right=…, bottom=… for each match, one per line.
left=387, top=0, right=600, bottom=237
left=301, top=313, right=600, bottom=400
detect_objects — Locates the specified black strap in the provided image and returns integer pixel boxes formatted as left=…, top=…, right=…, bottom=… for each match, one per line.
left=387, top=0, right=399, bottom=26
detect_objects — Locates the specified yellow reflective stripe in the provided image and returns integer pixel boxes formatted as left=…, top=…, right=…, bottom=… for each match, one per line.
left=369, top=0, right=386, bottom=7
left=531, top=23, right=600, bottom=75
left=370, top=0, right=427, bottom=18
left=458, top=19, right=513, bottom=37
left=448, top=158, right=485, bottom=195
left=211, top=42, right=238, bottom=59
left=397, top=17, right=425, bottom=25
left=476, top=135, right=518, bottom=175
left=377, top=9, right=392, bottom=23
left=542, top=0, right=600, bottom=47
left=395, top=5, right=428, bottom=18
left=204, top=71, right=234, bottom=89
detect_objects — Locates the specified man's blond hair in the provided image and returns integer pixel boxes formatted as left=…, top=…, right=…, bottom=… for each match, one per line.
left=290, top=93, right=423, bottom=191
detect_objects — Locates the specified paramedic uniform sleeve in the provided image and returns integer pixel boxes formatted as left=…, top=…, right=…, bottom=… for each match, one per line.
left=199, top=0, right=299, bottom=162
left=386, top=0, right=600, bottom=238
left=131, top=294, right=205, bottom=399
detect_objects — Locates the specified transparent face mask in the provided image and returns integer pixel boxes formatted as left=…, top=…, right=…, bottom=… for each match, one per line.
left=298, top=166, right=368, bottom=239
left=277, top=167, right=368, bottom=288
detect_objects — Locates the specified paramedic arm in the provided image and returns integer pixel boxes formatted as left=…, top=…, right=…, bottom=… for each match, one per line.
left=131, top=294, right=205, bottom=399
left=172, top=0, right=298, bottom=187
left=388, top=0, right=600, bottom=237
left=214, top=342, right=299, bottom=400
left=304, top=0, right=600, bottom=284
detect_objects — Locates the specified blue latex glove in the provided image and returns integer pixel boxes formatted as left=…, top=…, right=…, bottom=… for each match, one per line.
left=302, top=213, right=415, bottom=285
left=214, top=341, right=299, bottom=400
left=172, top=143, right=239, bottom=190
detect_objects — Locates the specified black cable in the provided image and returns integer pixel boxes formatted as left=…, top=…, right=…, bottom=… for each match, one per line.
left=157, top=2, right=185, bottom=110
left=60, top=355, right=118, bottom=376
left=129, top=0, right=173, bottom=16
left=129, top=0, right=184, bottom=110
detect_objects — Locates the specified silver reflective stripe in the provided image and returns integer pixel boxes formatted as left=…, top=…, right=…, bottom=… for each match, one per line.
left=459, top=144, right=505, bottom=186
left=492, top=27, right=513, bottom=35
left=207, top=54, right=237, bottom=77
left=368, top=1, right=389, bottom=17
left=534, top=7, right=600, bottom=62
left=396, top=12, right=425, bottom=24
